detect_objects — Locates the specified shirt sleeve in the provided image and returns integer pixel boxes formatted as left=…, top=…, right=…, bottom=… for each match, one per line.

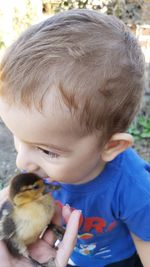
left=112, top=161, right=150, bottom=241
left=125, top=202, right=150, bottom=241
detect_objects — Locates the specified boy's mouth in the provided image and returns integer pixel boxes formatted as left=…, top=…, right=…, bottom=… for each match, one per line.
left=43, top=177, right=61, bottom=191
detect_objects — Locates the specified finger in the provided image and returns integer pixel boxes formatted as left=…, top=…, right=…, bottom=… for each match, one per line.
left=62, top=204, right=72, bottom=223
left=0, top=242, right=31, bottom=267
left=42, top=228, right=57, bottom=246
left=0, top=239, right=32, bottom=267
left=55, top=210, right=81, bottom=267
left=52, top=203, right=62, bottom=225
left=28, top=239, right=56, bottom=264
left=12, top=256, right=33, bottom=267
left=0, top=241, right=12, bottom=267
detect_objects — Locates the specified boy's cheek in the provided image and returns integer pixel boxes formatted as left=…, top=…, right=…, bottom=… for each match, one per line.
left=45, top=163, right=69, bottom=178
left=50, top=167, right=76, bottom=181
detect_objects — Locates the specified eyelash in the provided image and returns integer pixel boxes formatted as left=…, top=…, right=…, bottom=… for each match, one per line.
left=37, top=147, right=59, bottom=159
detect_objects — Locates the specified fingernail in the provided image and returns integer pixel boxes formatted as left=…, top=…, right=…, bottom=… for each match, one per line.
left=65, top=203, right=70, bottom=208
left=78, top=209, right=82, bottom=213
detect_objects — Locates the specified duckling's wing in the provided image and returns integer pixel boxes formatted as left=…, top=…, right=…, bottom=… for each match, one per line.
left=0, top=200, right=16, bottom=240
left=0, top=200, right=28, bottom=257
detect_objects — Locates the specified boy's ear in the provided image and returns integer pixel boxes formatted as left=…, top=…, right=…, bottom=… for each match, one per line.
left=101, top=133, right=133, bottom=162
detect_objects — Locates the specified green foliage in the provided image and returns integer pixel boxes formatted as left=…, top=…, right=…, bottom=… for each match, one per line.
left=0, top=0, right=41, bottom=51
left=0, top=39, right=5, bottom=49
left=58, top=0, right=89, bottom=10
left=54, top=0, right=143, bottom=23
left=12, top=0, right=38, bottom=37
left=128, top=115, right=150, bottom=140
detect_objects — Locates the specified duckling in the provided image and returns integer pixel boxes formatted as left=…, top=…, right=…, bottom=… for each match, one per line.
left=0, top=172, right=64, bottom=267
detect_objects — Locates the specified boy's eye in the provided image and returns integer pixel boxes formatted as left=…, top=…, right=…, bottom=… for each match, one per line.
left=37, top=147, right=59, bottom=158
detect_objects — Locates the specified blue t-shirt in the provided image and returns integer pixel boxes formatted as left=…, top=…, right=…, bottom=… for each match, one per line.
left=52, top=148, right=150, bottom=267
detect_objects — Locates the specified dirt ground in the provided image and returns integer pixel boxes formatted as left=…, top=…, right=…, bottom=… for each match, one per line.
left=0, top=109, right=150, bottom=189
left=0, top=120, right=17, bottom=188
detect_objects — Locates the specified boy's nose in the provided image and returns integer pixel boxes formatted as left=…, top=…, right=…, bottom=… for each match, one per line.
left=15, top=144, right=40, bottom=173
left=16, top=154, right=40, bottom=173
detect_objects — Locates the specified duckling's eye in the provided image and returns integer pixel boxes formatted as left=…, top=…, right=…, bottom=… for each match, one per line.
left=32, top=185, right=40, bottom=190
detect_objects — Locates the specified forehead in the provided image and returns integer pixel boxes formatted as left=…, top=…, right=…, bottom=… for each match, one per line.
left=0, top=94, right=82, bottom=145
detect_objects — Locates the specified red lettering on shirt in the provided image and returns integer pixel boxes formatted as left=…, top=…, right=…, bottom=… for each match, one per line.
left=83, top=217, right=106, bottom=233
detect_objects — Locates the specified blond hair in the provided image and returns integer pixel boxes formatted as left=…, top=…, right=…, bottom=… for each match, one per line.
left=0, top=9, right=145, bottom=143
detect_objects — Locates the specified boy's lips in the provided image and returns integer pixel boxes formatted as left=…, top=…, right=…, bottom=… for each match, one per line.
left=42, top=177, right=53, bottom=183
left=42, top=177, right=61, bottom=189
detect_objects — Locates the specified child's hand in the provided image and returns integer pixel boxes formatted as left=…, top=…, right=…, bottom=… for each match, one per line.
left=0, top=241, right=33, bottom=267
left=0, top=196, right=80, bottom=267
left=28, top=205, right=80, bottom=267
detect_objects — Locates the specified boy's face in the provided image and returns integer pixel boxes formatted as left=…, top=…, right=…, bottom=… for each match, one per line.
left=0, top=95, right=105, bottom=184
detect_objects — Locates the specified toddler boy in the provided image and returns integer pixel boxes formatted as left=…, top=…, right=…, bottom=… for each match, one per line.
left=0, top=9, right=150, bottom=267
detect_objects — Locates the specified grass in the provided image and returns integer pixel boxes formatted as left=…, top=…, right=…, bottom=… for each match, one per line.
left=128, top=115, right=150, bottom=140
left=128, top=114, right=150, bottom=162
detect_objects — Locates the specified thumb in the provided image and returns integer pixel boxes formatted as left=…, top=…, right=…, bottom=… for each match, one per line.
left=55, top=209, right=81, bottom=267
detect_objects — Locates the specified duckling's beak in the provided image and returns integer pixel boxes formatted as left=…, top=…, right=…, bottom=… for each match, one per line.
left=43, top=180, right=61, bottom=194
